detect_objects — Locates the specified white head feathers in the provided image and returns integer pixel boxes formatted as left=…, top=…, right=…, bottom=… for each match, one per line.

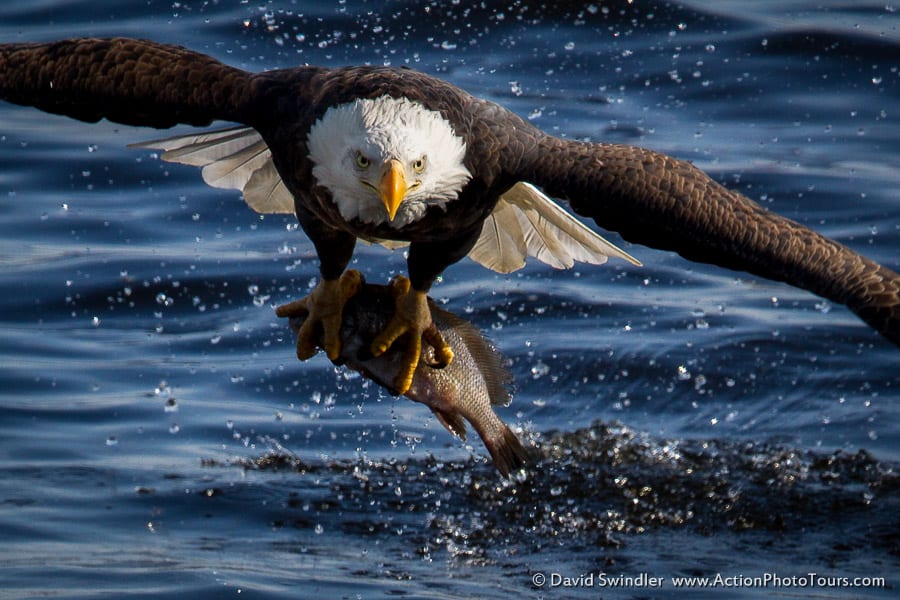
left=307, top=96, right=471, bottom=228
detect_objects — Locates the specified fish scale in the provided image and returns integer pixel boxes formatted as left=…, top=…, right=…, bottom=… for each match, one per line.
left=286, top=278, right=528, bottom=477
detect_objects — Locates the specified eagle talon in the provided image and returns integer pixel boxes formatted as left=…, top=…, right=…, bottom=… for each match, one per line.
left=275, top=269, right=363, bottom=361
left=274, top=296, right=310, bottom=319
left=422, top=324, right=454, bottom=368
left=370, top=275, right=454, bottom=394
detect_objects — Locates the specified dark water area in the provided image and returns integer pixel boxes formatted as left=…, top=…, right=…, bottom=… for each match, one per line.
left=1, top=1, right=898, bottom=598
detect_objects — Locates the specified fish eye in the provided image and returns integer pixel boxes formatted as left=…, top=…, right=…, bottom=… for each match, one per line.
left=412, top=156, right=426, bottom=173
left=355, top=152, right=370, bottom=169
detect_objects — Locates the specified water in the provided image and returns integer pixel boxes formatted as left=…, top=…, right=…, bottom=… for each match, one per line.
left=1, top=1, right=897, bottom=598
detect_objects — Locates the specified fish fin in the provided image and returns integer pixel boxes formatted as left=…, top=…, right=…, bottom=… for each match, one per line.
left=467, top=198, right=527, bottom=273
left=430, top=408, right=467, bottom=441
left=428, top=302, right=513, bottom=406
left=496, top=181, right=643, bottom=269
left=483, top=425, right=528, bottom=478
left=130, top=126, right=296, bottom=215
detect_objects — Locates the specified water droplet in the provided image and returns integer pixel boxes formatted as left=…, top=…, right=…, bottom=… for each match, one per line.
left=155, top=292, right=174, bottom=307
left=530, top=360, right=550, bottom=379
left=694, top=374, right=707, bottom=390
left=252, top=294, right=269, bottom=308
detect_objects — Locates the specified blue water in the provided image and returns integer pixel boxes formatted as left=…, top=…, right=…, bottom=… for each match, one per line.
left=1, top=1, right=897, bottom=598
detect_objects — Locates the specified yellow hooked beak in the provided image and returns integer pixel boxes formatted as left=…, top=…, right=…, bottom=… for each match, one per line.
left=378, top=159, right=407, bottom=222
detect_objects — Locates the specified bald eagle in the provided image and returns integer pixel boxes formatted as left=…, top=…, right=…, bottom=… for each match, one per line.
left=1, top=38, right=897, bottom=393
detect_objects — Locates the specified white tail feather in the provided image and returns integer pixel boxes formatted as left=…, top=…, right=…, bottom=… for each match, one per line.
left=129, top=127, right=295, bottom=214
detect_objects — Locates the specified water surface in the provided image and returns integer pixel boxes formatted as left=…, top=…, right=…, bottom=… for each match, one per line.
left=0, top=1, right=897, bottom=598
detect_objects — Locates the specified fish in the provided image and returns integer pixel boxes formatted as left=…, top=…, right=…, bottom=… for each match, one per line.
left=277, top=275, right=528, bottom=477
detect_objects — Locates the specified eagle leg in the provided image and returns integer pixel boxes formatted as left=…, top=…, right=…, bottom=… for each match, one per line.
left=370, top=275, right=454, bottom=394
left=275, top=269, right=363, bottom=361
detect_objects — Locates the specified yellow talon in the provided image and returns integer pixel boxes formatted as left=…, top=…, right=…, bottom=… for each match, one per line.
left=275, top=269, right=362, bottom=361
left=370, top=275, right=454, bottom=394
left=423, top=324, right=454, bottom=368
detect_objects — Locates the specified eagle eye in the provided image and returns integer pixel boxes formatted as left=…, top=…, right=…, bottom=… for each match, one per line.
left=412, top=156, right=426, bottom=173
left=355, top=152, right=370, bottom=169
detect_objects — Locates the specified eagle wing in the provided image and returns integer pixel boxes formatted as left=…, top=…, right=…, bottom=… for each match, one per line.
left=516, top=135, right=900, bottom=345
left=469, top=181, right=640, bottom=273
left=0, top=38, right=256, bottom=129
left=132, top=127, right=295, bottom=214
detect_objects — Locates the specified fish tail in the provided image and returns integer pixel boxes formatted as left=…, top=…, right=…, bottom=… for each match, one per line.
left=484, top=425, right=528, bottom=478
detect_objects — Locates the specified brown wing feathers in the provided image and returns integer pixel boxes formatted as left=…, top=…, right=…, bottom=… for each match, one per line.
left=523, top=137, right=900, bottom=345
left=0, top=38, right=254, bottom=129
left=1, top=37, right=897, bottom=345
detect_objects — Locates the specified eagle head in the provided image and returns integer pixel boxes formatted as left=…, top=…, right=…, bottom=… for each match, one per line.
left=307, top=96, right=471, bottom=228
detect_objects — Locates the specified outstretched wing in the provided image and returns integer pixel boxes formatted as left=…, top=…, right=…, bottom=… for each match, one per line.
left=518, top=135, right=900, bottom=345
left=468, top=181, right=640, bottom=273
left=0, top=38, right=256, bottom=129
left=132, top=127, right=295, bottom=214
